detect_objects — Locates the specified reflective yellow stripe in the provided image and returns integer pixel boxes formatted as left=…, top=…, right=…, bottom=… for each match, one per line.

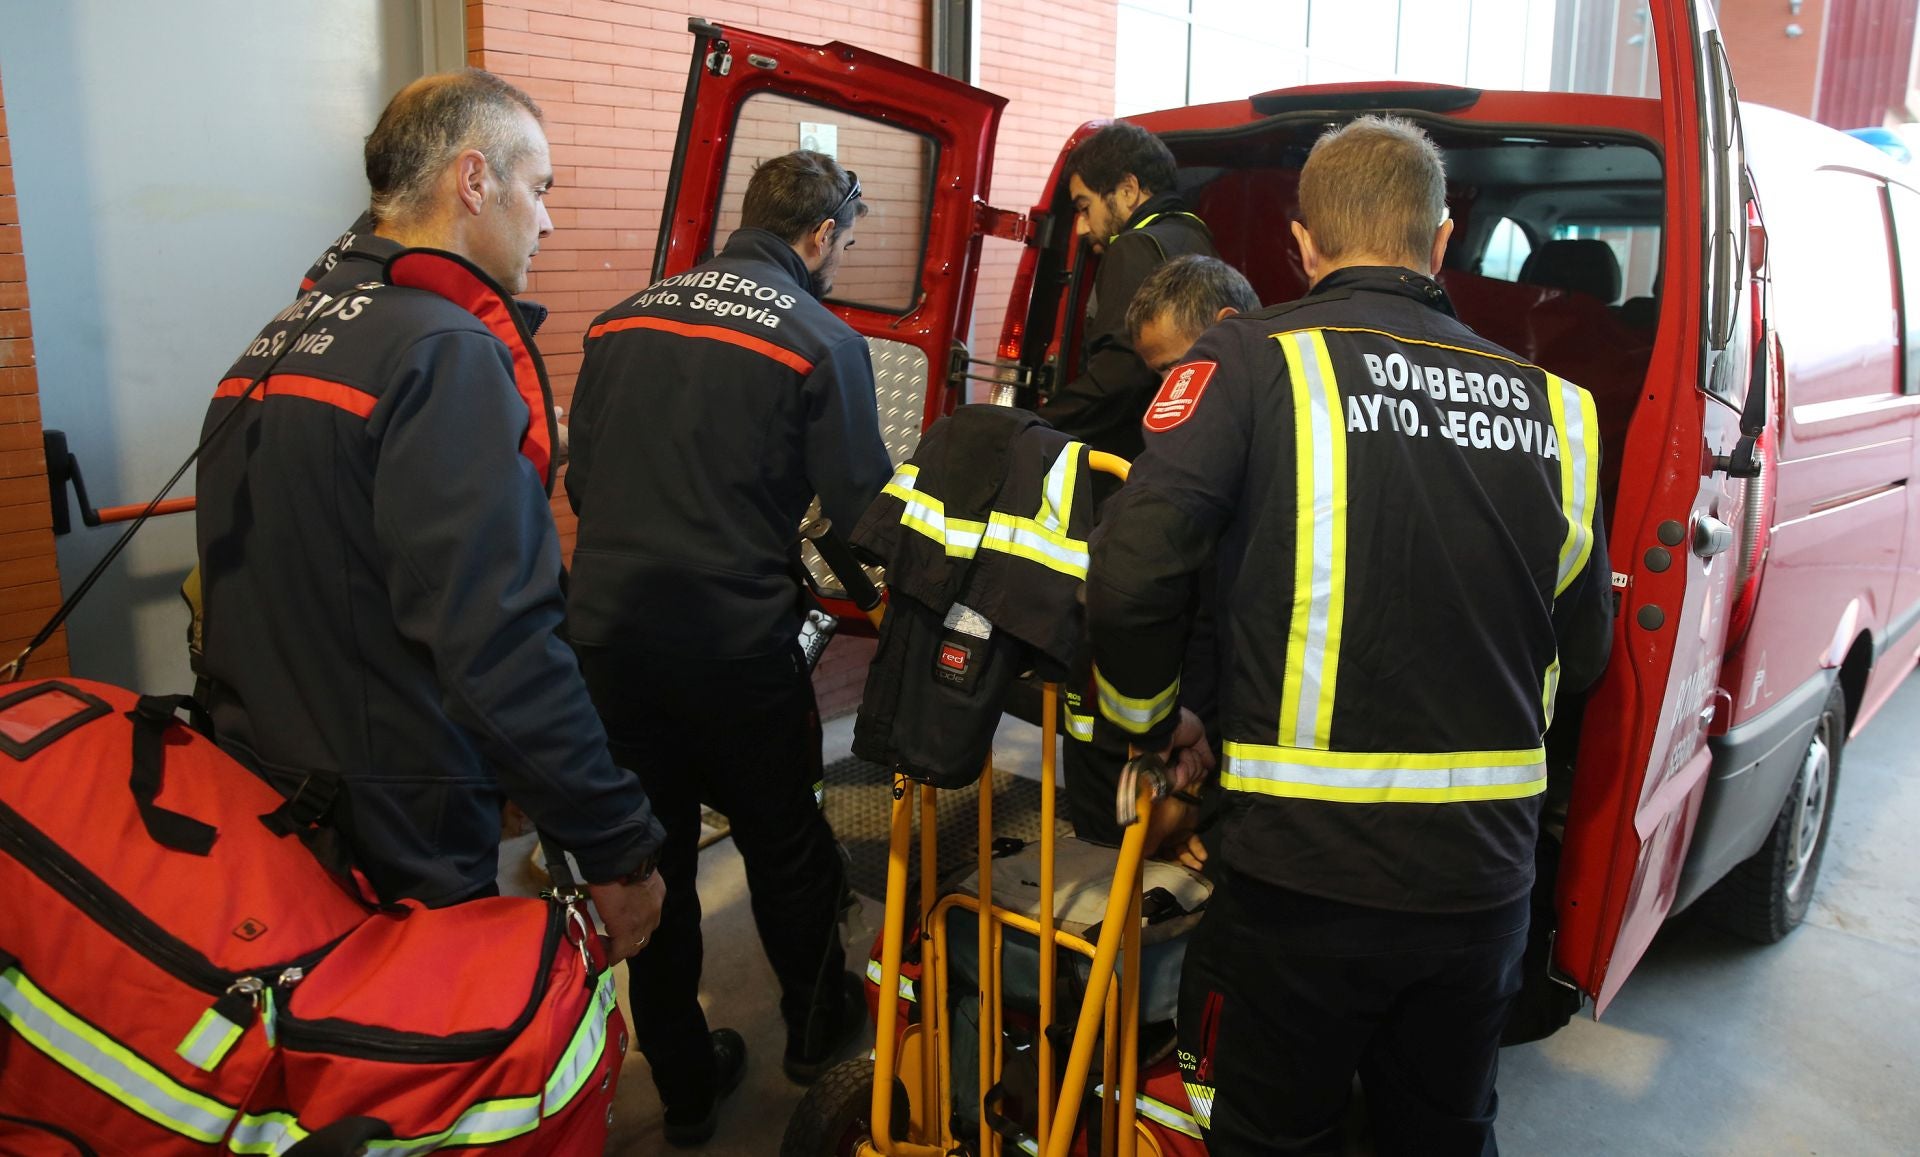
left=1183, top=1080, right=1216, bottom=1131
left=1095, top=666, right=1179, bottom=735
left=364, top=1096, right=542, bottom=1153
left=1221, top=742, right=1547, bottom=803
left=543, top=968, right=619, bottom=1117
left=1094, top=1084, right=1204, bottom=1139
left=886, top=462, right=1090, bottom=580
left=1275, top=330, right=1348, bottom=750
left=1546, top=374, right=1600, bottom=596
left=864, top=958, right=917, bottom=1004
left=176, top=1005, right=245, bottom=1073
left=1035, top=442, right=1083, bottom=534
left=230, top=1111, right=308, bottom=1155
left=0, top=965, right=236, bottom=1143
left=1064, top=710, right=1095, bottom=742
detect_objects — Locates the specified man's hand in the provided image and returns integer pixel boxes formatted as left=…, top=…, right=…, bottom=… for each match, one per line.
left=1157, top=707, right=1216, bottom=790
left=1169, top=832, right=1208, bottom=872
left=588, top=871, right=666, bottom=961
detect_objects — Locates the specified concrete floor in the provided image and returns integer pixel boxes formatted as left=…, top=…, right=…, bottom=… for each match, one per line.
left=578, top=668, right=1920, bottom=1156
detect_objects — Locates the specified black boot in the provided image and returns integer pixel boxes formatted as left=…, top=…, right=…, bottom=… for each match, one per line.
left=783, top=971, right=869, bottom=1084
left=661, top=1028, right=748, bottom=1147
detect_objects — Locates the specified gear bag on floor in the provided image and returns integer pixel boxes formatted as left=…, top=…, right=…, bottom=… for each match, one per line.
left=0, top=678, right=624, bottom=1155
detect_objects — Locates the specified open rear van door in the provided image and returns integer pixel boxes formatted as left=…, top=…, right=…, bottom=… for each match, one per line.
left=655, top=19, right=1010, bottom=610
left=656, top=19, right=1008, bottom=467
left=1556, top=0, right=1757, bottom=1012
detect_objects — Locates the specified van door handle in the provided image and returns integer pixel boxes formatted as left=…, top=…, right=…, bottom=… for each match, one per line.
left=1692, top=515, right=1734, bottom=558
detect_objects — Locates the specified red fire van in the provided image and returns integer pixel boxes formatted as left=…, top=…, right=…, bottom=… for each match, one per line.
left=651, top=2, right=1919, bottom=1019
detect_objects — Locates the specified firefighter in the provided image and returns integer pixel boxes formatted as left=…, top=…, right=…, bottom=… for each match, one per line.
left=1086, top=116, right=1613, bottom=1155
left=565, top=151, right=892, bottom=1146
left=1038, top=122, right=1219, bottom=460
left=195, top=73, right=666, bottom=944
left=1062, top=255, right=1257, bottom=856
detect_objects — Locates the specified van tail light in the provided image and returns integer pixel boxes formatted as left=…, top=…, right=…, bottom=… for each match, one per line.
left=998, top=246, right=1040, bottom=364
left=1725, top=419, right=1775, bottom=653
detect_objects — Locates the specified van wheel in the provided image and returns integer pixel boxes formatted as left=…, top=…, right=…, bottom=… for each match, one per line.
left=780, top=1058, right=910, bottom=1157
left=1704, top=681, right=1844, bottom=943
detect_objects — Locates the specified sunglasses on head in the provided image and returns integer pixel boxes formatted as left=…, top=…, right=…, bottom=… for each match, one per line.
left=829, top=171, right=862, bottom=221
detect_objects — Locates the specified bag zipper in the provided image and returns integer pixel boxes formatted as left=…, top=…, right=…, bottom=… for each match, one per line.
left=271, top=899, right=568, bottom=1063
left=0, top=799, right=337, bottom=996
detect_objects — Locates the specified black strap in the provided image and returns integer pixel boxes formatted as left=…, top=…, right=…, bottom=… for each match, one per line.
left=281, top=1118, right=393, bottom=1157
left=258, top=767, right=344, bottom=836
left=127, top=695, right=218, bottom=856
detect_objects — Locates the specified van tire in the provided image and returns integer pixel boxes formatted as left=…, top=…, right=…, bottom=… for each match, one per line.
left=1703, top=681, right=1844, bottom=943
left=780, top=1058, right=910, bottom=1157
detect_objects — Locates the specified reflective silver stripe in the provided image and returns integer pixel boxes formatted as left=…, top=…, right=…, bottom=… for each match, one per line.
left=176, top=1006, right=244, bottom=1073
left=980, top=515, right=1089, bottom=578
left=1095, top=667, right=1179, bottom=734
left=0, top=966, right=236, bottom=1142
left=230, top=1111, right=308, bottom=1155
left=1541, top=657, right=1563, bottom=729
left=1280, top=331, right=1346, bottom=750
left=544, top=968, right=619, bottom=1116
left=1065, top=711, right=1095, bottom=742
left=1548, top=374, right=1599, bottom=595
left=1183, top=1081, right=1216, bottom=1131
left=1036, top=442, right=1083, bottom=534
left=886, top=465, right=989, bottom=558
left=864, top=958, right=917, bottom=1004
left=1221, top=742, right=1547, bottom=803
left=1094, top=1083, right=1204, bottom=1139
left=365, top=1096, right=542, bottom=1154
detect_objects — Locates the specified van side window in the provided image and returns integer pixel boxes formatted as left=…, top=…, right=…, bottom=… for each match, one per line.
left=1480, top=218, right=1531, bottom=282
left=1887, top=184, right=1920, bottom=395
left=713, top=92, right=937, bottom=316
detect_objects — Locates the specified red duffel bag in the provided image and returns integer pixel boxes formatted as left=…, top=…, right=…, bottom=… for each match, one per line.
left=0, top=679, right=623, bottom=1154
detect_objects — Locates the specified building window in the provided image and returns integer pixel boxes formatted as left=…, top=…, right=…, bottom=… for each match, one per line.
left=1117, top=0, right=1656, bottom=117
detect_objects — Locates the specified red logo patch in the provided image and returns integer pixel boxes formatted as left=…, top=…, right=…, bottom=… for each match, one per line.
left=1143, top=361, right=1217, bottom=432
left=232, top=918, right=268, bottom=942
left=938, top=643, right=970, bottom=673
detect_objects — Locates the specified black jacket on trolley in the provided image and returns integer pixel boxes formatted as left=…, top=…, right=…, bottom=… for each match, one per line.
left=1087, top=266, right=1613, bottom=913
left=1038, top=191, right=1218, bottom=461
left=851, top=406, right=1094, bottom=786
left=565, top=228, right=893, bottom=660
left=196, top=238, right=664, bottom=906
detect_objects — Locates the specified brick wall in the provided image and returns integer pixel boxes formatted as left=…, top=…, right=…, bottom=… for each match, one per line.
left=714, top=92, right=930, bottom=312
left=0, top=65, right=67, bottom=680
left=1718, top=0, right=1826, bottom=119
left=970, top=0, right=1117, bottom=367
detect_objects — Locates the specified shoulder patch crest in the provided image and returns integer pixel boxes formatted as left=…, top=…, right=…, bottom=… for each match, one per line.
left=1142, top=360, right=1217, bottom=433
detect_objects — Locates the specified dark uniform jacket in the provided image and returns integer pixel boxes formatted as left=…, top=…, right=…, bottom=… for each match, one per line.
left=1087, top=266, right=1613, bottom=912
left=1038, top=191, right=1218, bottom=460
left=850, top=406, right=1095, bottom=787
left=565, top=228, right=893, bottom=660
left=196, top=237, right=664, bottom=906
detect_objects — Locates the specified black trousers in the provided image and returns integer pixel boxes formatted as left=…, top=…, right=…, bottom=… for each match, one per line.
left=576, top=641, right=848, bottom=1110
left=1177, top=872, right=1528, bottom=1157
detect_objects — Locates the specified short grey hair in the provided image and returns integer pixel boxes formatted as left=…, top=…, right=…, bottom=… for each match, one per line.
left=1126, top=255, right=1259, bottom=346
left=364, top=70, right=544, bottom=224
left=1298, top=115, right=1448, bottom=264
